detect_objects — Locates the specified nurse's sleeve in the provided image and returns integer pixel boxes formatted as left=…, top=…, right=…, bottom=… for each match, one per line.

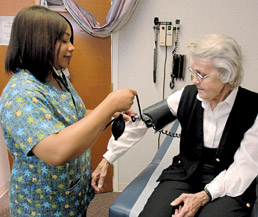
left=1, top=93, right=65, bottom=156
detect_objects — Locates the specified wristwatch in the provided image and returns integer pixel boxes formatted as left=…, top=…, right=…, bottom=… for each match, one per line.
left=204, top=187, right=212, bottom=201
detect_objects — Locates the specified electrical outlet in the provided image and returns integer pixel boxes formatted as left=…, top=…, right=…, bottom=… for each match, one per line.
left=187, top=39, right=199, bottom=47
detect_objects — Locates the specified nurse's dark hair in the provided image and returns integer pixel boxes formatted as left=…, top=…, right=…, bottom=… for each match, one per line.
left=5, top=5, right=74, bottom=82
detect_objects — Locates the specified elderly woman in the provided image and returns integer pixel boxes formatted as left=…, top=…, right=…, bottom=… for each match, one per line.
left=93, top=34, right=258, bottom=217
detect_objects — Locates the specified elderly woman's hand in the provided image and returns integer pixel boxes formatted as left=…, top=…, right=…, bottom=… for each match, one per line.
left=171, top=191, right=210, bottom=217
left=113, top=109, right=136, bottom=122
left=91, top=158, right=110, bottom=193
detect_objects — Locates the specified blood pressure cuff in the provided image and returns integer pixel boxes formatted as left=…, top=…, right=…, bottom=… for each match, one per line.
left=142, top=99, right=176, bottom=131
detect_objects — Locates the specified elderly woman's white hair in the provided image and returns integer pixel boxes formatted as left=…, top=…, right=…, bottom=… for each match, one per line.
left=189, top=34, right=243, bottom=89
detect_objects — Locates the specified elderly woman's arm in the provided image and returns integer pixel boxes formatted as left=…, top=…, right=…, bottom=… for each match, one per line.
left=92, top=120, right=148, bottom=192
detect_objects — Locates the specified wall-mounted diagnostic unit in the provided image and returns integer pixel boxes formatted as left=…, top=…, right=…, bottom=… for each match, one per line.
left=152, top=17, right=184, bottom=88
left=159, top=22, right=173, bottom=47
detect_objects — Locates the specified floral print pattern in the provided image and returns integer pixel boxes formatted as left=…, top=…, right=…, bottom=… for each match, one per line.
left=0, top=69, right=94, bottom=216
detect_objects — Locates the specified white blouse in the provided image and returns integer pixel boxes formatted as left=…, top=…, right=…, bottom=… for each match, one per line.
left=104, top=86, right=258, bottom=200
left=167, top=87, right=258, bottom=200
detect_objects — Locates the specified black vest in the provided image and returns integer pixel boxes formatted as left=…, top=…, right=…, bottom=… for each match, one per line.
left=158, top=85, right=258, bottom=202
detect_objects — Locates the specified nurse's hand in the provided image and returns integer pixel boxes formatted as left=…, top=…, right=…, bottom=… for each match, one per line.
left=106, top=88, right=137, bottom=113
left=91, top=157, right=110, bottom=193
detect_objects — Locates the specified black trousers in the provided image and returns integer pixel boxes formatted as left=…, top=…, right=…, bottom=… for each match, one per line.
left=139, top=165, right=252, bottom=217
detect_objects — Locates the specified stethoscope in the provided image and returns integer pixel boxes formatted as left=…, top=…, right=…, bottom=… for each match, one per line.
left=52, top=67, right=78, bottom=114
left=53, top=66, right=144, bottom=141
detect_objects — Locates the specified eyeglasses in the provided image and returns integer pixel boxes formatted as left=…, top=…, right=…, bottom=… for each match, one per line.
left=188, top=67, right=209, bottom=81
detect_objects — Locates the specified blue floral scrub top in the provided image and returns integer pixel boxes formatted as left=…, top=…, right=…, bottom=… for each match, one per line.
left=0, top=69, right=94, bottom=216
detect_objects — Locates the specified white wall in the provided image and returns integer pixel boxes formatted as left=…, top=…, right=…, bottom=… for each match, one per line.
left=112, top=0, right=258, bottom=191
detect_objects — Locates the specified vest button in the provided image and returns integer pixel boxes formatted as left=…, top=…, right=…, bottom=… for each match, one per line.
left=216, top=158, right=220, bottom=162
left=246, top=203, right=251, bottom=208
left=178, top=160, right=181, bottom=164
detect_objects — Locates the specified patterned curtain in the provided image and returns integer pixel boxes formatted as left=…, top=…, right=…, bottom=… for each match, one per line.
left=40, top=0, right=139, bottom=38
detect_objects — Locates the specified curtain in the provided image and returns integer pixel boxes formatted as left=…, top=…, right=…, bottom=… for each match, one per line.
left=40, top=0, right=139, bottom=38
left=40, top=0, right=63, bottom=7
left=0, top=127, right=10, bottom=198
